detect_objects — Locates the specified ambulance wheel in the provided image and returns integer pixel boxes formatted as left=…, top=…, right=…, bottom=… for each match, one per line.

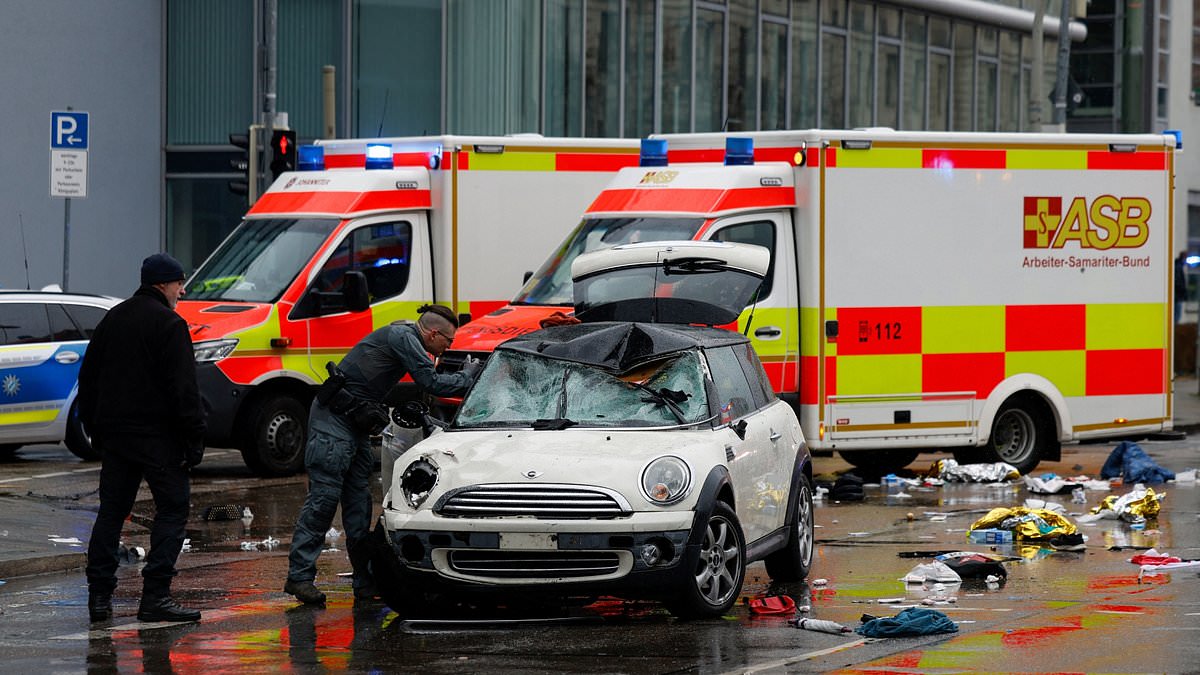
left=981, top=397, right=1056, bottom=475
left=764, top=474, right=814, bottom=582
left=666, top=501, right=745, bottom=619
left=242, top=396, right=307, bottom=476
left=65, top=400, right=99, bottom=461
left=838, top=449, right=920, bottom=476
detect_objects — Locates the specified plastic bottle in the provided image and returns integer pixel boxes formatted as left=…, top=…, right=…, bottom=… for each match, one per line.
left=1071, top=487, right=1086, bottom=504
left=794, top=618, right=852, bottom=635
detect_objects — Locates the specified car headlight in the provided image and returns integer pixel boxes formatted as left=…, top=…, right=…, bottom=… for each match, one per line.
left=641, top=455, right=692, bottom=505
left=193, top=338, right=239, bottom=363
left=400, top=457, right=438, bottom=508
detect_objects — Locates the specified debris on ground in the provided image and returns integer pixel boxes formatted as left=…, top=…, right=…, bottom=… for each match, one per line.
left=856, top=607, right=958, bottom=637
left=901, top=560, right=961, bottom=584
left=789, top=617, right=853, bottom=634
left=967, top=506, right=1079, bottom=542
left=934, top=551, right=1018, bottom=579
left=746, top=595, right=796, bottom=615
left=1100, top=441, right=1175, bottom=485
left=1085, top=484, right=1163, bottom=522
left=933, top=459, right=1020, bottom=483
left=240, top=536, right=280, bottom=551
left=203, top=504, right=248, bottom=521
left=1024, top=473, right=1111, bottom=495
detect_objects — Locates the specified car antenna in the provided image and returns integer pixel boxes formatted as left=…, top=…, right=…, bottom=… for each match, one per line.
left=18, top=212, right=31, bottom=290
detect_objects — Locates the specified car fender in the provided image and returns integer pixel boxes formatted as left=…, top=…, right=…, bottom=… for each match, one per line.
left=779, top=442, right=812, bottom=531
left=687, top=464, right=735, bottom=545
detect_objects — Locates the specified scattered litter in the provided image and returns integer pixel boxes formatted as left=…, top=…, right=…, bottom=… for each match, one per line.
left=789, top=617, right=852, bottom=634
left=891, top=491, right=913, bottom=499
left=933, top=459, right=1020, bottom=483
left=203, top=504, right=248, bottom=521
left=968, top=506, right=1078, bottom=542
left=1130, top=549, right=1181, bottom=566
left=326, top=527, right=342, bottom=542
left=1091, top=484, right=1163, bottom=522
left=117, top=544, right=145, bottom=563
left=813, top=486, right=829, bottom=500
left=935, top=551, right=1017, bottom=579
left=1100, top=441, right=1174, bottom=485
left=1022, top=498, right=1066, bottom=514
left=1071, top=487, right=1087, bottom=504
left=856, top=607, right=958, bottom=637
left=831, top=473, right=865, bottom=501
left=985, top=574, right=1002, bottom=589
left=48, top=536, right=83, bottom=545
left=746, top=595, right=796, bottom=615
left=901, top=561, right=961, bottom=584
left=967, top=528, right=1013, bottom=544
left=897, top=550, right=960, bottom=559
left=878, top=597, right=906, bottom=604
left=929, top=514, right=948, bottom=522
left=180, top=538, right=192, bottom=553
left=811, top=578, right=828, bottom=587
left=848, top=531, right=871, bottom=537
left=1174, top=469, right=1196, bottom=483
left=1024, top=473, right=1110, bottom=495
left=240, top=536, right=280, bottom=551
left=1139, top=560, right=1200, bottom=577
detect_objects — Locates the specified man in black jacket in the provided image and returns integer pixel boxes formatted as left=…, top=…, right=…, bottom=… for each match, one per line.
left=79, top=253, right=206, bottom=623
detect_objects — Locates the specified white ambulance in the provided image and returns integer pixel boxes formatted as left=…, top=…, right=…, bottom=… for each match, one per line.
left=181, top=135, right=640, bottom=475
left=450, top=129, right=1177, bottom=474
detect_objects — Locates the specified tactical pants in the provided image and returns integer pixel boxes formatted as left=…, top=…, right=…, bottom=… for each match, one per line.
left=286, top=402, right=376, bottom=590
left=86, top=434, right=190, bottom=598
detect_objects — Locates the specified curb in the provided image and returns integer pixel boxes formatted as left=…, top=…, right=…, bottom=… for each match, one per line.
left=0, top=552, right=86, bottom=581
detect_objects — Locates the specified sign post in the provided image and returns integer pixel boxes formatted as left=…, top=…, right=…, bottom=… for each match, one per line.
left=50, top=110, right=88, bottom=291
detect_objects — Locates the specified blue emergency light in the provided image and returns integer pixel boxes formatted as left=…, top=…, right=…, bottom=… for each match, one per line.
left=725, top=137, right=754, bottom=165
left=640, top=139, right=668, bottom=167
left=365, top=143, right=394, bottom=170
left=1166, top=129, right=1183, bottom=150
left=297, top=144, right=325, bottom=171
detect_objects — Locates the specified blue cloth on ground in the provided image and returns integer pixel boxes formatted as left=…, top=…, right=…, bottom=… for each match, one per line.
left=1100, top=441, right=1175, bottom=485
left=855, top=607, right=958, bottom=638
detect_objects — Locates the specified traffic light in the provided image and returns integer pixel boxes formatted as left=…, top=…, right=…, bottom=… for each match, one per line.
left=269, top=129, right=297, bottom=181
left=229, top=131, right=253, bottom=198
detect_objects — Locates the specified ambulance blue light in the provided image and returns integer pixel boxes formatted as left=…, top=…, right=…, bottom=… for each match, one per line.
left=1166, top=129, right=1183, bottom=150
left=365, top=143, right=394, bottom=170
left=725, top=137, right=754, bottom=165
left=640, top=139, right=668, bottom=167
left=297, top=145, right=325, bottom=171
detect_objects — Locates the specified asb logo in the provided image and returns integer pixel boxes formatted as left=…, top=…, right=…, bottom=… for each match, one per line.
left=1023, top=196, right=1150, bottom=250
left=639, top=170, right=678, bottom=185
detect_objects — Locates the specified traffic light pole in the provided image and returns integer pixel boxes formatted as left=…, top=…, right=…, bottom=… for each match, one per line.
left=261, top=0, right=278, bottom=197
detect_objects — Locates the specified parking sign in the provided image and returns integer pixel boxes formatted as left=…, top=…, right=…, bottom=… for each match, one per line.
left=50, top=111, right=89, bottom=197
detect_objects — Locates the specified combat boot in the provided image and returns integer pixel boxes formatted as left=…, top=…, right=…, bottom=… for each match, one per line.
left=137, top=595, right=201, bottom=622
left=88, top=593, right=113, bottom=622
left=284, top=579, right=327, bottom=605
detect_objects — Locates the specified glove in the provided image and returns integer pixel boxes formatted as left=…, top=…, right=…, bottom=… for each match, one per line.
left=183, top=442, right=204, bottom=470
left=460, top=355, right=483, bottom=382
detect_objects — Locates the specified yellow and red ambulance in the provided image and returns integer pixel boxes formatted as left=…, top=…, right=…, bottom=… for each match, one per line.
left=180, top=135, right=640, bottom=475
left=446, top=129, right=1177, bottom=474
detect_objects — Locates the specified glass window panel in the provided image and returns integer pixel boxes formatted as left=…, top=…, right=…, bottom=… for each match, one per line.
left=706, top=346, right=756, bottom=421
left=445, top=1, right=539, bottom=134
left=63, top=304, right=107, bottom=339
left=848, top=4, right=874, bottom=127
left=166, top=178, right=250, bottom=274
left=1158, top=86, right=1169, bottom=119
left=357, top=0, right=441, bottom=136
left=929, top=52, right=950, bottom=130
left=821, top=32, right=847, bottom=127
left=791, top=0, right=818, bottom=128
left=953, top=24, right=975, bottom=130
left=878, top=42, right=900, bottom=128
left=979, top=61, right=998, bottom=131
left=978, top=27, right=998, bottom=56
left=662, top=0, right=693, bottom=132
left=763, top=0, right=788, bottom=16
left=878, top=6, right=900, bottom=38
left=1073, top=52, right=1114, bottom=86
left=762, top=21, right=789, bottom=130
left=586, top=0, right=622, bottom=137
left=903, top=15, right=926, bottom=130
left=1159, top=53, right=1170, bottom=86
left=696, top=7, right=726, bottom=132
left=1090, top=0, right=1114, bottom=13
left=849, top=1, right=871, bottom=32
left=1000, top=32, right=1021, bottom=131
left=929, top=17, right=951, bottom=48
left=822, top=0, right=847, bottom=28
left=728, top=0, right=756, bottom=131
left=167, top=0, right=253, bottom=144
left=278, top=0, right=341, bottom=141
left=625, top=0, right=656, bottom=137
left=1080, top=85, right=1114, bottom=108
left=546, top=0, right=583, bottom=136
left=710, top=220, right=776, bottom=298
left=0, top=304, right=51, bottom=345
left=47, top=304, right=83, bottom=342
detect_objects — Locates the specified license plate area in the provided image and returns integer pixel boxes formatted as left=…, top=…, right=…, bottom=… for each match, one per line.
left=498, top=532, right=558, bottom=550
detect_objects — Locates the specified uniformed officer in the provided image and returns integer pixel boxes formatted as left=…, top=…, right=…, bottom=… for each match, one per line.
left=284, top=304, right=481, bottom=604
left=80, top=252, right=206, bottom=623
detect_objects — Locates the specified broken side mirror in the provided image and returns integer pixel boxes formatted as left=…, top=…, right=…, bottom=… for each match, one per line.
left=732, top=419, right=748, bottom=440
left=523, top=270, right=533, bottom=284
left=343, top=271, right=370, bottom=313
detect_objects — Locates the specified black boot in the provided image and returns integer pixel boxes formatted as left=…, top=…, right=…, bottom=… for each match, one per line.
left=284, top=579, right=327, bottom=605
left=137, top=595, right=201, bottom=622
left=88, top=593, right=113, bottom=622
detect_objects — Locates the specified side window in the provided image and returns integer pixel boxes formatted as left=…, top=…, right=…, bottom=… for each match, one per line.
left=297, top=221, right=413, bottom=318
left=736, top=342, right=776, bottom=407
left=705, top=345, right=757, bottom=422
left=0, top=303, right=52, bottom=345
left=711, top=220, right=775, bottom=300
left=47, top=304, right=84, bottom=341
left=63, top=304, right=108, bottom=339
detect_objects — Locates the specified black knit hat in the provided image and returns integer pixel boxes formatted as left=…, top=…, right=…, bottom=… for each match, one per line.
left=141, top=253, right=186, bottom=285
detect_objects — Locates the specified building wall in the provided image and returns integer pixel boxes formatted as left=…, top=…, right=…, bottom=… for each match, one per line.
left=0, top=0, right=163, bottom=296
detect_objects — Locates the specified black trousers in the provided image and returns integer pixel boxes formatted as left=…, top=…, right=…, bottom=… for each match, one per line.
left=86, top=435, right=190, bottom=598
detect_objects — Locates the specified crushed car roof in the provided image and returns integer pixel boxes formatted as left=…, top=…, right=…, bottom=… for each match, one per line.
left=497, top=321, right=749, bottom=374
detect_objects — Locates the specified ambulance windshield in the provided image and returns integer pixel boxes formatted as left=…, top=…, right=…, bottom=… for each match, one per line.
left=187, top=218, right=339, bottom=303
left=511, top=217, right=705, bottom=306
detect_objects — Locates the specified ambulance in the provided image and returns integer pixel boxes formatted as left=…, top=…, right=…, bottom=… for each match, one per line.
left=180, top=135, right=641, bottom=475
left=446, top=129, right=1177, bottom=474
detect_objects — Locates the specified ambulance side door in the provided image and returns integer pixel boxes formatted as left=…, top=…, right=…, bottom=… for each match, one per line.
left=289, top=213, right=433, bottom=377
left=703, top=212, right=799, bottom=399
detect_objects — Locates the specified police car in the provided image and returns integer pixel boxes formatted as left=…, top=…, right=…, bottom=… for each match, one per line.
left=0, top=290, right=117, bottom=460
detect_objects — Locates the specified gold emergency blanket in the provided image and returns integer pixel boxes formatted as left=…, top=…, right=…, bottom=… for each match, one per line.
left=968, top=507, right=1078, bottom=540
left=1091, top=486, right=1162, bottom=521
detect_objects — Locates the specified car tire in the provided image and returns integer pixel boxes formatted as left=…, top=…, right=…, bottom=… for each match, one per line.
left=979, top=396, right=1056, bottom=475
left=666, top=501, right=746, bottom=620
left=369, top=523, right=423, bottom=616
left=64, top=400, right=100, bottom=461
left=240, top=395, right=307, bottom=477
left=838, top=449, right=921, bottom=476
left=764, top=474, right=815, bottom=582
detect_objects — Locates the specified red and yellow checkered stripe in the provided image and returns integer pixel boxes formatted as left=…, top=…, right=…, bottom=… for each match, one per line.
left=324, top=145, right=641, bottom=172
left=824, top=141, right=1168, bottom=171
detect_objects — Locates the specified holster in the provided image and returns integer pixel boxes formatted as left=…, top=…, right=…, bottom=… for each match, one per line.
left=316, top=361, right=347, bottom=407
left=349, top=401, right=389, bottom=436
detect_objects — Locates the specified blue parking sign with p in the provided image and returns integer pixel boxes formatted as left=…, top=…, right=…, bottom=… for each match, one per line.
left=51, top=111, right=88, bottom=149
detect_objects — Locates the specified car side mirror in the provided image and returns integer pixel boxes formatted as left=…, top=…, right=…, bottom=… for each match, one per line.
left=343, top=271, right=370, bottom=313
left=732, top=419, right=748, bottom=440
left=523, top=270, right=533, bottom=284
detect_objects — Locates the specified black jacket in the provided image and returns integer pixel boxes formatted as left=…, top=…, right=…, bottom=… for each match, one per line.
left=77, top=286, right=206, bottom=455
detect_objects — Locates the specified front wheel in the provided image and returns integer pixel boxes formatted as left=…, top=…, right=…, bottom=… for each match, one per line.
left=64, top=400, right=99, bottom=461
left=666, top=501, right=746, bottom=619
left=240, top=395, right=307, bottom=476
left=980, top=399, right=1056, bottom=475
left=764, top=474, right=815, bottom=582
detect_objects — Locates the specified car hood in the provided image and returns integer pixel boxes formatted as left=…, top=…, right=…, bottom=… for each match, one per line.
left=175, top=300, right=273, bottom=341
left=449, top=305, right=569, bottom=352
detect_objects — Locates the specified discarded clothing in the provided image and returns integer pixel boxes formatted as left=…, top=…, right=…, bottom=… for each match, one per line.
left=1091, top=485, right=1163, bottom=522
left=934, top=551, right=1017, bottom=579
left=1139, top=560, right=1200, bottom=576
left=1100, top=441, right=1175, bottom=485
left=856, top=607, right=958, bottom=638
left=968, top=506, right=1078, bottom=541
left=934, top=459, right=1020, bottom=483
left=901, top=561, right=961, bottom=584
left=1024, top=474, right=1110, bottom=495
left=1129, top=549, right=1181, bottom=566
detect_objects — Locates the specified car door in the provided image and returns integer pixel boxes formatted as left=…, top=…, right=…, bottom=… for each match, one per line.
left=0, top=302, right=82, bottom=440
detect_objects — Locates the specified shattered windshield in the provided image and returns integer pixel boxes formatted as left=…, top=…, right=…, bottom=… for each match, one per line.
left=511, top=217, right=705, bottom=306
left=454, top=350, right=710, bottom=429
left=187, top=218, right=339, bottom=303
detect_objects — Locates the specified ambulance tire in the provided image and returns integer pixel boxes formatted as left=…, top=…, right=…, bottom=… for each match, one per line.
left=980, top=397, right=1057, bottom=475
left=64, top=400, right=100, bottom=461
left=764, top=474, right=814, bottom=581
left=838, top=449, right=921, bottom=476
left=241, top=396, right=308, bottom=476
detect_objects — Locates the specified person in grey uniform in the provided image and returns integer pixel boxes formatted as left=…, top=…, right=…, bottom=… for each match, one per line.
left=284, top=304, right=481, bottom=604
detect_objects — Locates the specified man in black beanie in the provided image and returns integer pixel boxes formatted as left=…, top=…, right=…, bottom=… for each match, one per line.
left=78, top=252, right=206, bottom=623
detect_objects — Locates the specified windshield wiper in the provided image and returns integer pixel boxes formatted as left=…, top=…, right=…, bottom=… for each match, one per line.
left=662, top=257, right=727, bottom=275
left=531, top=418, right=578, bottom=430
left=628, top=383, right=690, bottom=424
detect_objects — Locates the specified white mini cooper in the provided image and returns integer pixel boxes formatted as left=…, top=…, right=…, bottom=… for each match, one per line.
left=371, top=241, right=814, bottom=618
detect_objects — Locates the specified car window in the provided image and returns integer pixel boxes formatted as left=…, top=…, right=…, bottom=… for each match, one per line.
left=736, top=342, right=776, bottom=407
left=63, top=304, right=108, bottom=338
left=47, top=304, right=85, bottom=341
left=704, top=345, right=756, bottom=422
left=297, top=221, right=413, bottom=318
left=710, top=220, right=775, bottom=300
left=0, top=303, right=52, bottom=345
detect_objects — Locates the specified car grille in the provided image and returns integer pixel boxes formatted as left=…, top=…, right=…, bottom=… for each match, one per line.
left=436, top=484, right=632, bottom=519
left=446, top=550, right=623, bottom=579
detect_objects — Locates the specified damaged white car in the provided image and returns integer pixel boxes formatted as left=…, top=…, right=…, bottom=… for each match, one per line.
left=371, top=241, right=814, bottom=618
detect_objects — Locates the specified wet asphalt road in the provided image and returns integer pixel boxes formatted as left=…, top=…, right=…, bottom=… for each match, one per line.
left=1, top=440, right=1198, bottom=673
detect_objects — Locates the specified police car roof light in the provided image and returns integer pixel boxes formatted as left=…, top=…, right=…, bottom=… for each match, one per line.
left=640, top=138, right=668, bottom=167
left=297, top=144, right=325, bottom=171
left=365, top=143, right=394, bottom=170
left=725, top=137, right=754, bottom=166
